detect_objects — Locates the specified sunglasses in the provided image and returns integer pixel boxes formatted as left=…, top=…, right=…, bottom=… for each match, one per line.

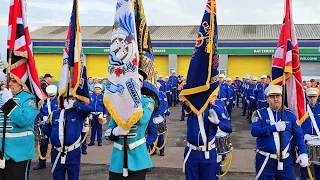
left=308, top=96, right=318, bottom=98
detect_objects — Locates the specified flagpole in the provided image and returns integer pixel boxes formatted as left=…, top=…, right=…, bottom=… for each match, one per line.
left=0, top=50, right=12, bottom=163
left=278, top=73, right=286, bottom=170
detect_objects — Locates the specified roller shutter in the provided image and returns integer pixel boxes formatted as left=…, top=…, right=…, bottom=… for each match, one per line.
left=227, top=55, right=272, bottom=80
left=34, top=53, right=63, bottom=80
left=154, top=55, right=168, bottom=77
left=178, top=55, right=191, bottom=77
left=86, top=54, right=109, bottom=78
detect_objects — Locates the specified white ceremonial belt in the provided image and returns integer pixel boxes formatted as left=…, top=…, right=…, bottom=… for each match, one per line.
left=187, top=139, right=216, bottom=151
left=258, top=100, right=267, bottom=102
left=256, top=150, right=290, bottom=160
left=165, top=91, right=170, bottom=93
left=218, top=98, right=227, bottom=101
left=0, top=131, right=33, bottom=138
left=91, top=112, right=103, bottom=115
left=113, top=138, right=146, bottom=151
left=54, top=136, right=81, bottom=153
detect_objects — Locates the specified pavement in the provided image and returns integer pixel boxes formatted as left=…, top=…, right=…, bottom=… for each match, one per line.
left=29, top=103, right=301, bottom=179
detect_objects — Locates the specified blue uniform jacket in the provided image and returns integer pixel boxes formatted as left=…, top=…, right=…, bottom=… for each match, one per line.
left=157, top=80, right=166, bottom=92
left=235, top=80, right=243, bottom=91
left=228, top=85, right=236, bottom=102
left=164, top=81, right=172, bottom=93
left=155, top=92, right=169, bottom=117
left=107, top=96, right=155, bottom=173
left=42, top=102, right=91, bottom=164
left=169, top=76, right=178, bottom=88
left=0, top=90, right=38, bottom=162
left=251, top=108, right=307, bottom=154
left=184, top=103, right=232, bottom=146
left=248, top=83, right=256, bottom=103
left=146, top=116, right=158, bottom=148
left=301, top=102, right=320, bottom=136
left=240, top=81, right=247, bottom=96
left=255, top=83, right=269, bottom=102
left=218, top=83, right=229, bottom=101
left=89, top=93, right=107, bottom=115
left=38, top=96, right=59, bottom=120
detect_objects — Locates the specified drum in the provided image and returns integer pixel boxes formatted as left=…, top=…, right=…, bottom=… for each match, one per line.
left=215, top=131, right=233, bottom=155
left=153, top=115, right=167, bottom=135
left=307, top=138, right=320, bottom=165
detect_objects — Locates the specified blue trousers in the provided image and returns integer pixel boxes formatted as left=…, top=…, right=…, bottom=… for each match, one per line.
left=81, top=132, right=87, bottom=151
left=181, top=104, right=185, bottom=120
left=51, top=148, right=81, bottom=180
left=236, top=92, right=240, bottom=107
left=226, top=103, right=233, bottom=117
left=171, top=88, right=177, bottom=106
left=166, top=92, right=172, bottom=107
left=157, top=134, right=165, bottom=153
left=242, top=97, right=247, bottom=115
left=257, top=101, right=269, bottom=109
left=90, top=116, right=102, bottom=144
left=248, top=101, right=257, bottom=121
left=184, top=147, right=219, bottom=180
left=255, top=153, right=296, bottom=180
left=38, top=137, right=50, bottom=167
left=300, top=164, right=320, bottom=180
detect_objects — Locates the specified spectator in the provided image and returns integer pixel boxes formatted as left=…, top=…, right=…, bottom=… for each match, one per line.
left=88, top=77, right=94, bottom=93
left=310, top=79, right=317, bottom=88
left=306, top=81, right=312, bottom=89
left=102, top=78, right=107, bottom=91
left=94, top=78, right=99, bottom=84
left=41, top=73, right=53, bottom=96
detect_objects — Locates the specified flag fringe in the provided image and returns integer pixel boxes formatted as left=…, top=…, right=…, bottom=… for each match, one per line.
left=103, top=94, right=143, bottom=131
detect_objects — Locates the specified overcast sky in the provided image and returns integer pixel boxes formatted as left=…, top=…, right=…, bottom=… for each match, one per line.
left=0, top=0, right=320, bottom=59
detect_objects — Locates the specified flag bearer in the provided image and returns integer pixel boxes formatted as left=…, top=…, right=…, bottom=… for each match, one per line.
left=251, top=85, right=308, bottom=180
left=183, top=95, right=232, bottom=180
left=42, top=91, right=92, bottom=180
left=0, top=78, right=38, bottom=180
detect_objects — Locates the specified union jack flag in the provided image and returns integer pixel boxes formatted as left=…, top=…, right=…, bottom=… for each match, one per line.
left=6, top=0, right=43, bottom=104
left=271, top=0, right=307, bottom=123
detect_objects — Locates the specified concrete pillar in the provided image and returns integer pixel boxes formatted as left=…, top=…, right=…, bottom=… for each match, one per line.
left=168, top=54, right=178, bottom=75
left=218, top=54, right=228, bottom=75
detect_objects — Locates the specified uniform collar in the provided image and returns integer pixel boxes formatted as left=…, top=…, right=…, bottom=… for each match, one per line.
left=13, top=89, right=23, bottom=96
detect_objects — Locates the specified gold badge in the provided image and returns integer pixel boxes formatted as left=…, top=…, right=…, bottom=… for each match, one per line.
left=252, top=116, right=259, bottom=123
left=146, top=102, right=154, bottom=111
left=222, top=113, right=227, bottom=119
left=28, top=99, right=36, bottom=108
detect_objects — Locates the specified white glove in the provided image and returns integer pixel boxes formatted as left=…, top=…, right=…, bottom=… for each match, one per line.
left=296, top=153, right=309, bottom=167
left=2, top=88, right=13, bottom=103
left=246, top=100, right=250, bottom=104
left=304, top=134, right=313, bottom=141
left=43, top=116, right=48, bottom=122
left=275, top=121, right=286, bottom=132
left=63, top=99, right=75, bottom=110
left=208, top=109, right=220, bottom=124
left=112, top=126, right=129, bottom=136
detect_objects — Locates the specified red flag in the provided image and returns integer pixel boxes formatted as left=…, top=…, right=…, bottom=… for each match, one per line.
left=6, top=0, right=43, bottom=104
left=271, top=0, right=307, bottom=124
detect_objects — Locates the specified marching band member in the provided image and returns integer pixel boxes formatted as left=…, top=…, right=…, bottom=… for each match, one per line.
left=234, top=75, right=243, bottom=108
left=248, top=77, right=258, bottom=123
left=0, top=78, right=38, bottom=180
left=164, top=76, right=172, bottom=107
left=226, top=78, right=235, bottom=118
left=151, top=82, right=170, bottom=156
left=251, top=85, right=308, bottom=180
left=146, top=116, right=158, bottom=153
left=169, top=71, right=178, bottom=107
left=218, top=74, right=229, bottom=106
left=183, top=94, right=232, bottom=180
left=42, top=90, right=91, bottom=180
left=88, top=83, right=108, bottom=147
left=34, top=85, right=59, bottom=170
left=255, top=75, right=269, bottom=109
left=105, top=69, right=155, bottom=179
left=300, top=88, right=320, bottom=180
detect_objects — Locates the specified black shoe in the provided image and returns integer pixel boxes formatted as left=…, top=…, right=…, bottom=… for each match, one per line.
left=160, top=152, right=165, bottom=156
left=98, top=143, right=102, bottom=146
left=33, top=165, right=46, bottom=170
left=88, top=142, right=95, bottom=146
left=242, top=114, right=245, bottom=116
left=151, top=151, right=156, bottom=156
left=180, top=119, right=184, bottom=121
left=82, top=150, right=88, bottom=155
